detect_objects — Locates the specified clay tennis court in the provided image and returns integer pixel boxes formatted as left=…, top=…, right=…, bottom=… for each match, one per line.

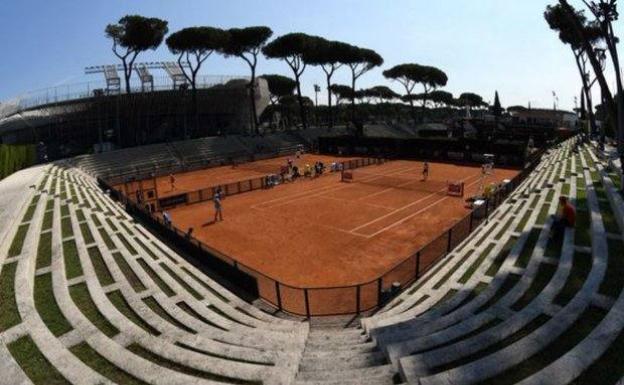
left=158, top=158, right=518, bottom=314
left=151, top=154, right=357, bottom=199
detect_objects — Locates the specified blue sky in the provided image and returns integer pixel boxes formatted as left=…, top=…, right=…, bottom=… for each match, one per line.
left=0, top=0, right=617, bottom=110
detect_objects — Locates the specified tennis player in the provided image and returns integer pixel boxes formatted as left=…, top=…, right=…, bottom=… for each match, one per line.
left=422, top=162, right=429, bottom=181
left=213, top=191, right=223, bottom=222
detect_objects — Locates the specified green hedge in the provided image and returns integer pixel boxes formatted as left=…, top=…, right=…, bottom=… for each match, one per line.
left=0, top=144, right=37, bottom=180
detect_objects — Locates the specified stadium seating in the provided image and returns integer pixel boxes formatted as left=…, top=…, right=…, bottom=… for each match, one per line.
left=1, top=136, right=624, bottom=384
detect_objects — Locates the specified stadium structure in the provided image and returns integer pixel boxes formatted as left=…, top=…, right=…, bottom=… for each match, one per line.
left=1, top=64, right=624, bottom=385
left=0, top=62, right=270, bottom=159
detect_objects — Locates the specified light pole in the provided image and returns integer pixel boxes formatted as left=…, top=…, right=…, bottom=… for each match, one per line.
left=314, top=84, right=321, bottom=127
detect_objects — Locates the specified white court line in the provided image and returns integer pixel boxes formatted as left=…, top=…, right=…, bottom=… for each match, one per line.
left=252, top=163, right=418, bottom=210
left=350, top=172, right=479, bottom=233
left=354, top=175, right=483, bottom=238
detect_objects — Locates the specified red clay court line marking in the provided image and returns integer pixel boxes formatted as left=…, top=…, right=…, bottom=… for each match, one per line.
left=350, top=172, right=481, bottom=236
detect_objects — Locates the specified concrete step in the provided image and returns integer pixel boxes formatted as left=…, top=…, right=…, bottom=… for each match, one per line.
left=299, top=350, right=387, bottom=372
left=296, top=364, right=396, bottom=382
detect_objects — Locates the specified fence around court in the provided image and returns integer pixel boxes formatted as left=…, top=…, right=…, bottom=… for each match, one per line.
left=119, top=157, right=387, bottom=211
left=101, top=150, right=545, bottom=317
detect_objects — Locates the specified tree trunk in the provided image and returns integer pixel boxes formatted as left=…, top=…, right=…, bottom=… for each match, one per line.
left=573, top=52, right=597, bottom=136
left=249, top=66, right=259, bottom=135
left=295, top=74, right=307, bottom=130
left=351, top=71, right=356, bottom=126
left=326, top=76, right=333, bottom=129
left=560, top=0, right=617, bottom=132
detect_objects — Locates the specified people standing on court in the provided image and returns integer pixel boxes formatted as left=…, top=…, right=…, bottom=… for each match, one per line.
left=422, top=162, right=429, bottom=181
left=169, top=173, right=176, bottom=191
left=162, top=211, right=172, bottom=227
left=213, top=190, right=223, bottom=222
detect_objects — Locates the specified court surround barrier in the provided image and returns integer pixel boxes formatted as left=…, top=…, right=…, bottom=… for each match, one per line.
left=100, top=151, right=545, bottom=317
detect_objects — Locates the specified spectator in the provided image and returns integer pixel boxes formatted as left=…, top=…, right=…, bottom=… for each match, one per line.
left=551, top=196, right=576, bottom=240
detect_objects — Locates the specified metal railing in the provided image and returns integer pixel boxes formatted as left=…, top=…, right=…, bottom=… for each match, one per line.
left=101, top=152, right=545, bottom=317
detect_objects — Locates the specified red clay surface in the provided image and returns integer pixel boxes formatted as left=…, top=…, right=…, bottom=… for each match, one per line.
left=164, top=160, right=519, bottom=290
left=145, top=154, right=358, bottom=199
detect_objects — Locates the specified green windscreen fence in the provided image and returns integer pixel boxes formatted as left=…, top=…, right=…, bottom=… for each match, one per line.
left=0, top=144, right=37, bottom=180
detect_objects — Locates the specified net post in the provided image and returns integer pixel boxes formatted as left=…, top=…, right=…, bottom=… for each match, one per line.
left=304, top=289, right=311, bottom=318
left=447, top=228, right=453, bottom=252
left=356, top=285, right=361, bottom=314
left=275, top=282, right=282, bottom=311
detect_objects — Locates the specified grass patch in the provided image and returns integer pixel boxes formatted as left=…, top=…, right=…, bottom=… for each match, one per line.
left=143, top=297, right=196, bottom=334
left=433, top=250, right=474, bottom=290
left=598, top=239, right=624, bottom=298
left=117, top=233, right=137, bottom=255
left=87, top=247, right=115, bottom=286
left=529, top=194, right=540, bottom=209
left=134, top=237, right=158, bottom=260
left=42, top=210, right=53, bottom=231
left=98, top=228, right=116, bottom=250
left=480, top=307, right=606, bottom=385
left=571, top=324, right=624, bottom=384
left=515, top=228, right=541, bottom=268
left=60, top=204, right=69, bottom=217
left=459, top=244, right=495, bottom=284
left=136, top=259, right=175, bottom=296
left=575, top=208, right=591, bottom=247
left=515, top=210, right=533, bottom=232
left=444, top=282, right=489, bottom=315
left=151, top=241, right=178, bottom=264
left=511, top=262, right=558, bottom=311
left=545, top=189, right=555, bottom=202
left=80, top=223, right=95, bottom=244
left=91, top=213, right=102, bottom=227
left=107, top=290, right=160, bottom=335
left=554, top=251, right=592, bottom=306
left=562, top=183, right=571, bottom=196
left=22, top=202, right=38, bottom=223
left=160, top=263, right=203, bottom=300
left=494, top=217, right=515, bottom=240
left=536, top=204, right=551, bottom=225
left=0, top=262, right=21, bottom=331
left=411, top=317, right=503, bottom=355
left=433, top=314, right=551, bottom=375
left=598, top=199, right=621, bottom=234
left=176, top=341, right=272, bottom=365
left=105, top=218, right=118, bottom=232
left=112, top=252, right=146, bottom=292
left=7, top=336, right=71, bottom=385
left=34, top=273, right=73, bottom=336
left=69, top=283, right=119, bottom=337
left=486, top=237, right=517, bottom=276
left=8, top=224, right=29, bottom=257
left=75, top=209, right=85, bottom=222
left=127, top=343, right=260, bottom=385
left=62, top=239, right=83, bottom=279
left=36, top=232, right=52, bottom=269
left=181, top=267, right=230, bottom=303
left=475, top=274, right=521, bottom=314
left=177, top=302, right=226, bottom=331
left=61, top=217, right=73, bottom=239
left=207, top=304, right=252, bottom=327
left=70, top=342, right=148, bottom=385
left=429, top=289, right=458, bottom=310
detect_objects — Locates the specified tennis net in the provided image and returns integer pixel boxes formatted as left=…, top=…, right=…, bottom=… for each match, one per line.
left=342, top=169, right=458, bottom=194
